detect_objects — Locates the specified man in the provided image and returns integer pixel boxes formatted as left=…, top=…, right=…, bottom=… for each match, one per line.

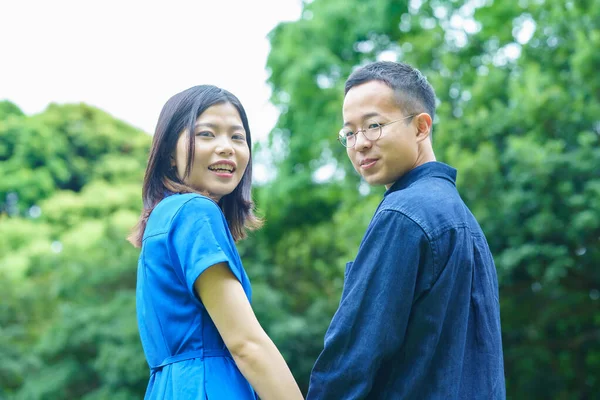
left=307, top=61, right=505, bottom=399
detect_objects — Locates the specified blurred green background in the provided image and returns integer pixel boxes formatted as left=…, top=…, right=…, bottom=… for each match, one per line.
left=1, top=0, right=599, bottom=398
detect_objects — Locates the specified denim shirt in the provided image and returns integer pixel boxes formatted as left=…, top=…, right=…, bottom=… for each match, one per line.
left=307, top=162, right=505, bottom=400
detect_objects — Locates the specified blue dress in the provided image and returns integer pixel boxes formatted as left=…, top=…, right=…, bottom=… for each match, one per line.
left=136, top=193, right=257, bottom=399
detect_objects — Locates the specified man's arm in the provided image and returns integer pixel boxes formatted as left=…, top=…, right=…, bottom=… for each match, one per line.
left=307, top=210, right=432, bottom=399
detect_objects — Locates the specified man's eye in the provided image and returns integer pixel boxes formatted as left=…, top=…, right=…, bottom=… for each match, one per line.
left=196, top=131, right=214, bottom=137
left=344, top=131, right=355, bottom=138
left=367, top=123, right=381, bottom=130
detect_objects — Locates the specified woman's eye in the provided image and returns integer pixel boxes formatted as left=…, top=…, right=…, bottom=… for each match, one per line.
left=196, top=131, right=214, bottom=137
left=232, top=133, right=246, bottom=141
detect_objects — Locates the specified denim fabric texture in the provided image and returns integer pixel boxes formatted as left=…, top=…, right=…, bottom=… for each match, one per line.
left=307, top=162, right=506, bottom=400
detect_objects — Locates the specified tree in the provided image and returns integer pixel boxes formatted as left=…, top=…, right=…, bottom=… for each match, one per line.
left=263, top=0, right=600, bottom=397
left=0, top=103, right=151, bottom=398
left=1, top=1, right=599, bottom=397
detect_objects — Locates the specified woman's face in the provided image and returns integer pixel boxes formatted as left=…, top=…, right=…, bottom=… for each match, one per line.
left=172, top=102, right=250, bottom=201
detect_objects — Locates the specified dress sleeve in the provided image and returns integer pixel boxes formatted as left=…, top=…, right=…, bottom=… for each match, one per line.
left=307, top=210, right=433, bottom=399
left=167, top=196, right=242, bottom=300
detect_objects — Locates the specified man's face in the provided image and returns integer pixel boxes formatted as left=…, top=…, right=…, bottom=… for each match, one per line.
left=343, top=80, right=420, bottom=189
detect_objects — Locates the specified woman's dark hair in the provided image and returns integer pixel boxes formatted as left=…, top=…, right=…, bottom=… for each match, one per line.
left=128, top=85, right=262, bottom=247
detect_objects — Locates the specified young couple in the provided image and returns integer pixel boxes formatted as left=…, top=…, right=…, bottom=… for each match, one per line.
left=130, top=61, right=506, bottom=399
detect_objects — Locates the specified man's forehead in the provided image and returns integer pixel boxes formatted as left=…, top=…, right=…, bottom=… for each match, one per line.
left=343, top=82, right=398, bottom=123
left=342, top=112, right=382, bottom=127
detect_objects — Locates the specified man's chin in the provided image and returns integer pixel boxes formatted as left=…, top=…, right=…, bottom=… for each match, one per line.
left=362, top=174, right=383, bottom=186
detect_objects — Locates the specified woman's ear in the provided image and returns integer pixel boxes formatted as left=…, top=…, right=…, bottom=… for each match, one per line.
left=414, top=113, right=432, bottom=142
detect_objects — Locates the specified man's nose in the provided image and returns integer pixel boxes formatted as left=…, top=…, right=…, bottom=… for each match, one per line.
left=354, top=131, right=372, bottom=151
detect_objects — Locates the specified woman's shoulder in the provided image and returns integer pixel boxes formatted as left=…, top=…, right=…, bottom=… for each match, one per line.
left=146, top=193, right=223, bottom=236
left=154, top=193, right=217, bottom=215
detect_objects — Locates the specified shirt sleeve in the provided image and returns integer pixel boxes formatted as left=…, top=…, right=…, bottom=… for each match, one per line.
left=167, top=196, right=243, bottom=300
left=307, top=210, right=432, bottom=399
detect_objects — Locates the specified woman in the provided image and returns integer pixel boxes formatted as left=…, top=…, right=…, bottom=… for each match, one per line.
left=129, top=85, right=303, bottom=399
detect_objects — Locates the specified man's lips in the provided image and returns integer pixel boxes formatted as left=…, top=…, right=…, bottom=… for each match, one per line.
left=360, top=158, right=378, bottom=169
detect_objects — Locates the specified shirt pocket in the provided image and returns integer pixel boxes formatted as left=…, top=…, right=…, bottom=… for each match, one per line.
left=344, top=261, right=354, bottom=280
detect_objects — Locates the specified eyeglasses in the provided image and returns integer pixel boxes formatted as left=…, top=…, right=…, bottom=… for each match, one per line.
left=337, top=115, right=415, bottom=148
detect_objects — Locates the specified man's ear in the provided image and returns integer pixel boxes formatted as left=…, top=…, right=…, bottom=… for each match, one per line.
left=414, top=113, right=432, bottom=142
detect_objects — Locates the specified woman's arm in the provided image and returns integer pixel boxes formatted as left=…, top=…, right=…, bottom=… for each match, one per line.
left=195, top=263, right=304, bottom=400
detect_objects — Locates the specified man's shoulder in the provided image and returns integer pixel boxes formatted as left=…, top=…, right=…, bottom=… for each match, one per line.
left=378, top=176, right=467, bottom=237
left=381, top=175, right=459, bottom=211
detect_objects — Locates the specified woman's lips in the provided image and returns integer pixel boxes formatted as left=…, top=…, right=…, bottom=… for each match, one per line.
left=211, top=171, right=234, bottom=178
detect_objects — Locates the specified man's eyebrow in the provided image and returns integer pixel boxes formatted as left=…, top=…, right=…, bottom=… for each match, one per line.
left=343, top=112, right=381, bottom=127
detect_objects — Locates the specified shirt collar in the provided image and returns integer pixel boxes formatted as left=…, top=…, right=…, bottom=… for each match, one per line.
left=384, top=161, right=457, bottom=196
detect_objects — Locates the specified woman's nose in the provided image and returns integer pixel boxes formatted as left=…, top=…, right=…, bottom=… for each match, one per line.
left=215, top=137, right=234, bottom=155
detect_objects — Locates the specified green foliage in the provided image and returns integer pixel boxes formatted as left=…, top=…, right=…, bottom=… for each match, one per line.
left=0, top=104, right=150, bottom=398
left=0, top=103, right=148, bottom=215
left=1, top=0, right=599, bottom=398
left=261, top=0, right=600, bottom=397
left=0, top=101, right=24, bottom=119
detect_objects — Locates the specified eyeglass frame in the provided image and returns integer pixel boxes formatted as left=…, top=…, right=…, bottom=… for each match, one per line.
left=337, top=114, right=416, bottom=148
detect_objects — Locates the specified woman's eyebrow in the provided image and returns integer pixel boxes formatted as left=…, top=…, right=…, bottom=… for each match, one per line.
left=194, top=122, right=217, bottom=129
left=195, top=122, right=244, bottom=131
